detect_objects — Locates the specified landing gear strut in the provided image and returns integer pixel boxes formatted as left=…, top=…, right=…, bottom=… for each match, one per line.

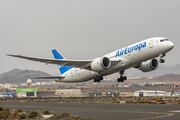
left=117, top=71, right=127, bottom=82
left=159, top=53, right=165, bottom=63
left=94, top=76, right=103, bottom=83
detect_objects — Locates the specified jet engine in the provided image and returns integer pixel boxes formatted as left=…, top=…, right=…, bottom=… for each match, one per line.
left=91, top=57, right=111, bottom=71
left=139, top=59, right=158, bottom=72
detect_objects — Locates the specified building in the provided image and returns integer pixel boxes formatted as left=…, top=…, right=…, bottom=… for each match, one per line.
left=37, top=88, right=56, bottom=97
left=16, top=88, right=38, bottom=97
left=55, top=89, right=82, bottom=97
left=117, top=83, right=131, bottom=87
left=89, top=93, right=102, bottom=97
left=89, top=92, right=120, bottom=97
left=106, top=92, right=119, bottom=97
left=16, top=88, right=56, bottom=97
left=3, top=92, right=16, bottom=97
left=134, top=90, right=170, bottom=97
left=150, top=82, right=166, bottom=85
left=119, top=92, right=134, bottom=96
left=76, top=86, right=96, bottom=89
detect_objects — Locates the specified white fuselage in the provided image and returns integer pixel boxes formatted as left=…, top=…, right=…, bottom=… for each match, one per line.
left=59, top=37, right=174, bottom=82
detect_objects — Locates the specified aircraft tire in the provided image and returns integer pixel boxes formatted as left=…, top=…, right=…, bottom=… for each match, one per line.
left=160, top=59, right=165, bottom=63
left=123, top=76, right=127, bottom=80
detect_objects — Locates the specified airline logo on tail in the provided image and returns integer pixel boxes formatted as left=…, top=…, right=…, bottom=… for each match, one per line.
left=51, top=49, right=73, bottom=74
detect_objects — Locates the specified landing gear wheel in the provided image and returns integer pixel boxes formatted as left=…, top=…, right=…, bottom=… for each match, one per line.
left=94, top=76, right=103, bottom=83
left=117, top=77, right=126, bottom=82
left=123, top=76, right=127, bottom=80
left=117, top=70, right=127, bottom=82
left=159, top=59, right=165, bottom=63
left=159, top=53, right=166, bottom=63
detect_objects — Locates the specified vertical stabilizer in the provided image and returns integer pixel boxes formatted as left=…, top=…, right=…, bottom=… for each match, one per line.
left=51, top=49, right=73, bottom=74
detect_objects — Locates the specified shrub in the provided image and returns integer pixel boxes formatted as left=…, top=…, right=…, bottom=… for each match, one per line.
left=16, top=109, right=23, bottom=113
left=10, top=110, right=19, bottom=119
left=43, top=110, right=50, bottom=115
left=4, top=108, right=10, bottom=111
left=0, top=111, right=9, bottom=119
left=19, top=113, right=27, bottom=119
left=159, top=101, right=166, bottom=104
left=0, top=107, right=3, bottom=111
left=61, top=113, right=70, bottom=118
left=28, top=111, right=38, bottom=118
left=0, top=114, right=7, bottom=119
left=49, top=115, right=58, bottom=119
left=75, top=116, right=81, bottom=119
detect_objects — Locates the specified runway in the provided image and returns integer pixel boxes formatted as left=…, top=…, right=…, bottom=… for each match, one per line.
left=0, top=101, right=180, bottom=120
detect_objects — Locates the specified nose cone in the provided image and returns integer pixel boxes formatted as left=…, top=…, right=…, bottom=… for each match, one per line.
left=168, top=41, right=174, bottom=50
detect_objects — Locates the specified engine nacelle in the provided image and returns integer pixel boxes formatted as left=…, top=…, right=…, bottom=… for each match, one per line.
left=91, top=57, right=111, bottom=71
left=139, top=59, right=158, bottom=72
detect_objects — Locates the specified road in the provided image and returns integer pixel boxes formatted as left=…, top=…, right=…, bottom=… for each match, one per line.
left=0, top=101, right=180, bottom=120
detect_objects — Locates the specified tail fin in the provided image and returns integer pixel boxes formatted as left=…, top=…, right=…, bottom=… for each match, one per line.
left=51, top=49, right=73, bottom=74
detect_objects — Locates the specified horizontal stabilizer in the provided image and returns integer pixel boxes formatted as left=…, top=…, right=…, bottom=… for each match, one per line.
left=33, top=75, right=65, bottom=79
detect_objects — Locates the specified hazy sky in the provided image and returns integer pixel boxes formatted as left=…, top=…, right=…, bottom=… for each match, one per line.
left=0, top=0, right=179, bottom=75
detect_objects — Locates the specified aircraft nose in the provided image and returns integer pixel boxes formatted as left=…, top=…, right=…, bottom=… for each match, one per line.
left=168, top=41, right=174, bottom=50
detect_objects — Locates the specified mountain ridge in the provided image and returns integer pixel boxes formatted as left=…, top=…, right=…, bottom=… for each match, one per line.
left=0, top=69, right=53, bottom=84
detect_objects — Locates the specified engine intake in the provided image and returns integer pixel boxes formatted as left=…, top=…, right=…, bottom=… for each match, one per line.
left=91, top=57, right=111, bottom=71
left=139, top=59, right=158, bottom=72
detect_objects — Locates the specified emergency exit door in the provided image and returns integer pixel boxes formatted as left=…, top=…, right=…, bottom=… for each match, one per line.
left=149, top=40, right=154, bottom=48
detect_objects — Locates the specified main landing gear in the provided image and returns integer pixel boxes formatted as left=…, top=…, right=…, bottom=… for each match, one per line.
left=117, top=71, right=127, bottom=82
left=159, top=53, right=165, bottom=63
left=94, top=76, right=103, bottom=83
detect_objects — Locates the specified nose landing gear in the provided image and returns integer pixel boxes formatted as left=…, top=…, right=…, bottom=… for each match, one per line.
left=159, top=53, right=166, bottom=63
left=159, top=59, right=165, bottom=63
left=117, top=71, right=127, bottom=82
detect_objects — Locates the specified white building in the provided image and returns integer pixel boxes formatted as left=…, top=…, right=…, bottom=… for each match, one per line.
left=134, top=90, right=170, bottom=97
left=117, top=83, right=131, bottom=87
left=150, top=82, right=166, bottom=85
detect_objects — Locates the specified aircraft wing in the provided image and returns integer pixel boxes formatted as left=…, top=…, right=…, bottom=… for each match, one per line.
left=7, top=54, right=92, bottom=68
left=7, top=54, right=120, bottom=69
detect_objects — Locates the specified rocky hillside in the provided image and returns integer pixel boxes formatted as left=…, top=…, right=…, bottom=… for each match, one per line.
left=0, top=69, right=53, bottom=84
left=150, top=74, right=180, bottom=83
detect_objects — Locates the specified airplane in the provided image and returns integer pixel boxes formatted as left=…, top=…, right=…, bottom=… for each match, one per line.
left=7, top=37, right=174, bottom=83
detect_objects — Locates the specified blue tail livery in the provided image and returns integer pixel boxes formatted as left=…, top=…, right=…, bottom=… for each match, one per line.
left=51, top=49, right=73, bottom=74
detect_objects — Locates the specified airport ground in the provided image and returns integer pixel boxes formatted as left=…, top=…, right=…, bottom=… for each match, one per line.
left=1, top=100, right=180, bottom=120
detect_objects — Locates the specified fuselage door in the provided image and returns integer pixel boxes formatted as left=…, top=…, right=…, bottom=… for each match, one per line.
left=149, top=40, right=154, bottom=48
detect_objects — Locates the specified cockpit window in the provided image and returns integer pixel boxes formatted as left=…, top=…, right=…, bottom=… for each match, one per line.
left=160, top=40, right=164, bottom=42
left=160, top=39, right=168, bottom=42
